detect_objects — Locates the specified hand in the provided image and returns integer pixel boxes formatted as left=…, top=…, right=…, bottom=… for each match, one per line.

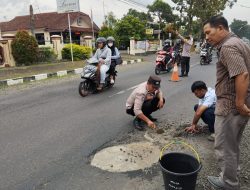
left=236, top=104, right=250, bottom=116
left=147, top=120, right=156, bottom=129
left=99, top=59, right=105, bottom=64
left=185, top=124, right=199, bottom=133
left=145, top=93, right=154, bottom=101
left=157, top=98, right=164, bottom=109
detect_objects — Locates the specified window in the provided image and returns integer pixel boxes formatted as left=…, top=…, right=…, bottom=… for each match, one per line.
left=35, top=33, right=45, bottom=45
left=77, top=17, right=84, bottom=26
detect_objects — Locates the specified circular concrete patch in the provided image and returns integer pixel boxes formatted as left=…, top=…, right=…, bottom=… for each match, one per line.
left=91, top=142, right=160, bottom=172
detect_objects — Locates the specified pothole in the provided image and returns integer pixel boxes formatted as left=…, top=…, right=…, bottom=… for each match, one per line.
left=91, top=142, right=160, bottom=172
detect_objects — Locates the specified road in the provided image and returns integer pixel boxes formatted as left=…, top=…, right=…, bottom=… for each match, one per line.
left=0, top=54, right=217, bottom=190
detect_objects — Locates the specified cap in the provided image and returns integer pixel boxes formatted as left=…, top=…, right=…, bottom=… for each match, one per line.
left=148, top=75, right=161, bottom=88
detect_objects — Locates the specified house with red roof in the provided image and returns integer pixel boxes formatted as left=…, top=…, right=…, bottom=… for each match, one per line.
left=0, top=11, right=100, bottom=45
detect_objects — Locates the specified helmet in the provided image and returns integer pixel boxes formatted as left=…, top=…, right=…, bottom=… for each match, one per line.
left=96, top=37, right=107, bottom=45
left=107, top=36, right=115, bottom=42
left=176, top=39, right=181, bottom=45
left=163, top=40, right=171, bottom=47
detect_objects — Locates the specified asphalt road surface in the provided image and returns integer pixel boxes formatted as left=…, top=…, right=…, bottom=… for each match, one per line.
left=0, top=53, right=217, bottom=190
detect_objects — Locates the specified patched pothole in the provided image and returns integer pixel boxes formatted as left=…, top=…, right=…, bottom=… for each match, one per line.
left=91, top=142, right=160, bottom=172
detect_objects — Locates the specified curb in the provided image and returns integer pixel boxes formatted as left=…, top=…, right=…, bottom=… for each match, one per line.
left=0, top=58, right=143, bottom=87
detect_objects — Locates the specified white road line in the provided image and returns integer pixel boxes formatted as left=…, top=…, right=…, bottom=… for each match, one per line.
left=109, top=62, right=201, bottom=98
left=109, top=83, right=143, bottom=98
left=126, top=85, right=139, bottom=91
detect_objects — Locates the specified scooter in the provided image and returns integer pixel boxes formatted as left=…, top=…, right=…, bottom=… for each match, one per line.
left=200, top=47, right=212, bottom=65
left=155, top=49, right=175, bottom=75
left=78, top=58, right=117, bottom=97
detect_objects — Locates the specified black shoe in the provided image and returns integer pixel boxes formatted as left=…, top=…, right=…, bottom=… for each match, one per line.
left=133, top=118, right=145, bottom=131
left=148, top=115, right=157, bottom=122
left=179, top=75, right=184, bottom=77
left=184, top=73, right=188, bottom=77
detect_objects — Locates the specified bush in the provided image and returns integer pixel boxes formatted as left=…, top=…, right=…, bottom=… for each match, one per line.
left=11, top=30, right=39, bottom=66
left=62, top=44, right=92, bottom=61
left=37, top=47, right=56, bottom=62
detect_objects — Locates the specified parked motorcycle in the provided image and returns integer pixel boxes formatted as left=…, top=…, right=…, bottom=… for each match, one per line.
left=200, top=47, right=212, bottom=65
left=78, top=58, right=117, bottom=97
left=155, top=49, right=175, bottom=75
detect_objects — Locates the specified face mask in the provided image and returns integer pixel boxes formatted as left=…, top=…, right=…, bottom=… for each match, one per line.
left=108, top=42, right=113, bottom=47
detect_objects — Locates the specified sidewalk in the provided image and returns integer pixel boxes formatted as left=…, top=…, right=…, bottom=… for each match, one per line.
left=0, top=53, right=144, bottom=87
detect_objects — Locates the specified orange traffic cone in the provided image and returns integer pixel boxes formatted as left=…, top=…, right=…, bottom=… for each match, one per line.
left=169, top=63, right=181, bottom=82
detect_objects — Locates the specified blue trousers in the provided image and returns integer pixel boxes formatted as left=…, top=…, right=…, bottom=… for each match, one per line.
left=194, top=104, right=215, bottom=133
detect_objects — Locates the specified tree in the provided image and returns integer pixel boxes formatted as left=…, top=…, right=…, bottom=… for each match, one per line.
left=230, top=19, right=250, bottom=39
left=114, top=15, right=146, bottom=48
left=172, top=0, right=237, bottom=34
left=147, top=0, right=176, bottom=25
left=127, top=9, right=152, bottom=22
left=103, top=12, right=117, bottom=28
left=99, top=25, right=116, bottom=38
left=11, top=30, right=38, bottom=66
left=147, top=0, right=177, bottom=39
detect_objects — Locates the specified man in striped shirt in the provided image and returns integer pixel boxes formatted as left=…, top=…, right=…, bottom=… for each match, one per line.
left=203, top=15, right=250, bottom=190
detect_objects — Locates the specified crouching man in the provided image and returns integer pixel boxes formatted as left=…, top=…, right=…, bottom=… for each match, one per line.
left=126, top=75, right=165, bottom=130
left=185, top=81, right=216, bottom=141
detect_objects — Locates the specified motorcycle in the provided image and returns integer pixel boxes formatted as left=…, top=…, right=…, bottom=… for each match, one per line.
left=155, top=49, right=175, bottom=75
left=78, top=58, right=117, bottom=97
left=200, top=47, right=212, bottom=65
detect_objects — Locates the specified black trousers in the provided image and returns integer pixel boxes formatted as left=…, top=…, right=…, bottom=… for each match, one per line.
left=109, top=60, right=117, bottom=76
left=126, top=97, right=165, bottom=117
left=180, top=56, right=190, bottom=75
left=194, top=104, right=215, bottom=133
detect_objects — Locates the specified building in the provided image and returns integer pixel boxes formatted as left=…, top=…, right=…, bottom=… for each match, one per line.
left=0, top=11, right=100, bottom=45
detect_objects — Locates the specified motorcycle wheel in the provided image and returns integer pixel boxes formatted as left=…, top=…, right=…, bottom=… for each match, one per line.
left=155, top=66, right=161, bottom=75
left=78, top=80, right=89, bottom=97
left=200, top=59, right=205, bottom=65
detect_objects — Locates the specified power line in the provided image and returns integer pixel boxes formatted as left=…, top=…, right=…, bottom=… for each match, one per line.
left=116, top=0, right=148, bottom=11
left=238, top=4, right=250, bottom=8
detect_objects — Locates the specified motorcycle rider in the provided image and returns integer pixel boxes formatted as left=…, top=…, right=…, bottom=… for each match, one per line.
left=201, top=39, right=213, bottom=63
left=162, top=40, right=173, bottom=69
left=163, top=39, right=172, bottom=52
left=107, top=36, right=120, bottom=84
left=92, top=37, right=111, bottom=90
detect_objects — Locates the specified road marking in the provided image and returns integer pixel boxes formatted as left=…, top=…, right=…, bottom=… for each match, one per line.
left=109, top=84, right=141, bottom=98
left=109, top=61, right=201, bottom=98
left=126, top=85, right=139, bottom=91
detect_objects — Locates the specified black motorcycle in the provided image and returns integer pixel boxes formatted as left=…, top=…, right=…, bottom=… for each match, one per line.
left=78, top=58, right=117, bottom=97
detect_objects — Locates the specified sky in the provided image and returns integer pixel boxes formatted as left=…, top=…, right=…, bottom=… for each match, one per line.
left=0, top=0, right=250, bottom=27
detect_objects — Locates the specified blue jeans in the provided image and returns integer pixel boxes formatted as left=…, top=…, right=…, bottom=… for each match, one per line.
left=194, top=104, right=215, bottom=133
left=100, top=64, right=110, bottom=84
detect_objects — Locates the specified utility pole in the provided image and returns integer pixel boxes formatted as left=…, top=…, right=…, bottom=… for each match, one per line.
left=30, top=5, right=35, bottom=37
left=103, top=0, right=105, bottom=24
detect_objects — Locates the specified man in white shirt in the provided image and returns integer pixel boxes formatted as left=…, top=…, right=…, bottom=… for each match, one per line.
left=185, top=81, right=216, bottom=141
left=176, top=31, right=193, bottom=77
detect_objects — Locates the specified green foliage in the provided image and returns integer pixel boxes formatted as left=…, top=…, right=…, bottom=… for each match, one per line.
left=11, top=30, right=39, bottom=66
left=114, top=15, right=146, bottom=47
left=127, top=9, right=152, bottom=22
left=230, top=19, right=250, bottom=39
left=37, top=47, right=56, bottom=63
left=172, top=0, right=237, bottom=34
left=62, top=44, right=91, bottom=61
left=99, top=25, right=116, bottom=38
left=147, top=0, right=176, bottom=24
